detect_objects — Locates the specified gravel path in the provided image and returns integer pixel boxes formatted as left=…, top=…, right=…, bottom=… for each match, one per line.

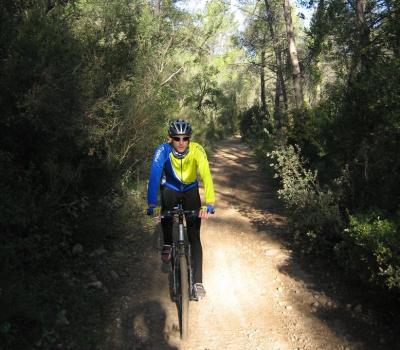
left=101, top=137, right=395, bottom=350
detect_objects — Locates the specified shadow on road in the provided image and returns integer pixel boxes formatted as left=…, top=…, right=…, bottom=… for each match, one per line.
left=121, top=300, right=178, bottom=350
left=94, top=216, right=180, bottom=350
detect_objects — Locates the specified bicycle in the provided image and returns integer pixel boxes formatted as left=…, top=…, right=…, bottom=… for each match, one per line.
left=161, top=202, right=199, bottom=340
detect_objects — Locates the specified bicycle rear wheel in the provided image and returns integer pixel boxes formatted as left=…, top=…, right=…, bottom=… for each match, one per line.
left=179, top=255, right=189, bottom=339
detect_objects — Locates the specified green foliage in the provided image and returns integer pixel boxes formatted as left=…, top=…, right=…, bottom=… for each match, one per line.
left=239, top=105, right=271, bottom=141
left=302, top=0, right=400, bottom=212
left=336, top=213, right=400, bottom=290
left=0, top=1, right=89, bottom=238
left=268, top=144, right=343, bottom=254
left=184, top=66, right=222, bottom=112
left=286, top=107, right=326, bottom=160
left=174, top=2, right=244, bottom=143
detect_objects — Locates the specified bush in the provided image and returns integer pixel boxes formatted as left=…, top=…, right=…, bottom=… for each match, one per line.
left=268, top=144, right=343, bottom=255
left=335, top=212, right=400, bottom=290
left=239, top=105, right=270, bottom=141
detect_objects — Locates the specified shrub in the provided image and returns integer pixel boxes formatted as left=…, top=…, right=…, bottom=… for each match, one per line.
left=239, top=105, right=270, bottom=141
left=268, top=144, right=343, bottom=255
left=335, top=212, right=400, bottom=290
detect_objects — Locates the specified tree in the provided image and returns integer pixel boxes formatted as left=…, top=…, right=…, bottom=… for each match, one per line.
left=264, top=0, right=288, bottom=119
left=239, top=4, right=274, bottom=130
left=283, top=0, right=304, bottom=106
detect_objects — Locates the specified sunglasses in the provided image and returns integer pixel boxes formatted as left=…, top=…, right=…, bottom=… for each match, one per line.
left=172, top=136, right=190, bottom=142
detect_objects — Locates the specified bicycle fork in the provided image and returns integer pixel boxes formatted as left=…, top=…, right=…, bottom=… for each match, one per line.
left=179, top=220, right=197, bottom=301
left=172, top=220, right=195, bottom=300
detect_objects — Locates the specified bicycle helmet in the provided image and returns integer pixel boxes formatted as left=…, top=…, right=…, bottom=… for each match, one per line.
left=168, top=119, right=192, bottom=137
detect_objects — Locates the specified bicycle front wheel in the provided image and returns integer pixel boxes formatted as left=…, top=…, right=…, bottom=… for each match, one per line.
left=179, top=255, right=189, bottom=339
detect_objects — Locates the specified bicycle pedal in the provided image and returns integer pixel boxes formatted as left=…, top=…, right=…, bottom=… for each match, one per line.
left=193, top=283, right=206, bottom=300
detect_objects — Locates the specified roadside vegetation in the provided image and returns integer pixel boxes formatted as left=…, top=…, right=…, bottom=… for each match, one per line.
left=238, top=0, right=400, bottom=297
left=0, top=1, right=249, bottom=348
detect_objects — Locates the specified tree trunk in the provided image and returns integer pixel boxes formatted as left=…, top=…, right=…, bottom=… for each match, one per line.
left=356, top=0, right=370, bottom=68
left=264, top=0, right=288, bottom=118
left=153, top=0, right=161, bottom=15
left=282, top=0, right=304, bottom=107
left=348, top=0, right=371, bottom=84
left=356, top=0, right=367, bottom=33
left=274, top=74, right=281, bottom=127
left=260, top=48, right=267, bottom=116
left=279, top=57, right=288, bottom=111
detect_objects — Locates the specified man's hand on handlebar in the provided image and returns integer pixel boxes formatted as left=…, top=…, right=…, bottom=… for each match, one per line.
left=146, top=206, right=161, bottom=217
left=199, top=204, right=215, bottom=219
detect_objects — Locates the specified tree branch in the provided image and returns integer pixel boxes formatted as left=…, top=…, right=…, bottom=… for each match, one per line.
left=161, top=66, right=184, bottom=87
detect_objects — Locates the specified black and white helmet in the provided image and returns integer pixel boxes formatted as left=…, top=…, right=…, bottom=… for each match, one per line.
left=168, top=119, right=192, bottom=137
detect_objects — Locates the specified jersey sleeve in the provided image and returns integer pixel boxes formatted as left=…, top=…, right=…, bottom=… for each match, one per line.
left=195, top=144, right=216, bottom=204
left=147, top=144, right=170, bottom=206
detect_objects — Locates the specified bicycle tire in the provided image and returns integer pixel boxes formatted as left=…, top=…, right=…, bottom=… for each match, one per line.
left=179, top=255, right=189, bottom=339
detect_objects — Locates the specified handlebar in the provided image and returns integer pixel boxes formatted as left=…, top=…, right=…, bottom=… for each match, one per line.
left=147, top=205, right=214, bottom=218
left=161, top=208, right=198, bottom=218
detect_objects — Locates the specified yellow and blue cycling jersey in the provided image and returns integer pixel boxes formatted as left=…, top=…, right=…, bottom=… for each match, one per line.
left=147, top=141, right=215, bottom=206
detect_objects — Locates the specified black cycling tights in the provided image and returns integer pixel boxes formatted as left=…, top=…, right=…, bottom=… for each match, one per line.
left=161, top=186, right=203, bottom=283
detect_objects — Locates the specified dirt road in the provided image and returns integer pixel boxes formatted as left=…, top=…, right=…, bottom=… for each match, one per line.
left=102, top=137, right=395, bottom=350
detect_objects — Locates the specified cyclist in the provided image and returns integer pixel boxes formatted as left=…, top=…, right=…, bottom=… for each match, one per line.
left=147, top=119, right=215, bottom=299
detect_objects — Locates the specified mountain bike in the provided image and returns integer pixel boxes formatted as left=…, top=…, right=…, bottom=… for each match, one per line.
left=161, top=203, right=198, bottom=340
